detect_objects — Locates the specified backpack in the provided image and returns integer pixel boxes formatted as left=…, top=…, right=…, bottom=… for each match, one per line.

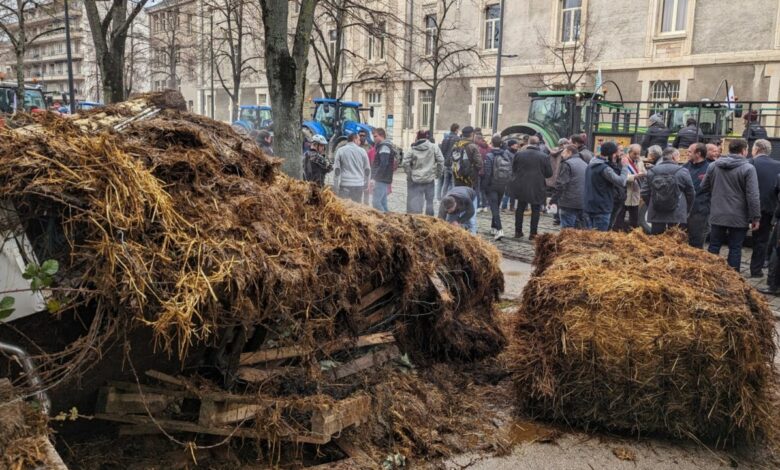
left=650, top=167, right=682, bottom=212
left=451, top=143, right=473, bottom=186
left=492, top=151, right=514, bottom=187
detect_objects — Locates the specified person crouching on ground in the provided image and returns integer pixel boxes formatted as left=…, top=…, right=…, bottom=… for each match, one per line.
left=404, top=130, right=443, bottom=216
left=439, top=187, right=477, bottom=233
left=333, top=132, right=371, bottom=203
left=302, top=134, right=333, bottom=187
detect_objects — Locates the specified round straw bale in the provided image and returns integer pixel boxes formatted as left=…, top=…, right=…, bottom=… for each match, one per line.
left=512, top=229, right=778, bottom=446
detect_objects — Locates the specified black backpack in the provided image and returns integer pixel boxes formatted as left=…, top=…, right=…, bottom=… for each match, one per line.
left=451, top=143, right=473, bottom=186
left=492, top=151, right=514, bottom=186
left=650, top=167, right=682, bottom=212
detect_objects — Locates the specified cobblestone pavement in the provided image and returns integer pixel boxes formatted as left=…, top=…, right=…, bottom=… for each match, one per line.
left=368, top=171, right=780, bottom=312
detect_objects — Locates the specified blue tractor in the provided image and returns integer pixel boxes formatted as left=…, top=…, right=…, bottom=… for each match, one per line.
left=232, top=105, right=273, bottom=133
left=302, top=98, right=374, bottom=153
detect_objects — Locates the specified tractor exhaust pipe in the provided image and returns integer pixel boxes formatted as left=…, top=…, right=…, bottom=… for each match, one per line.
left=0, top=340, right=50, bottom=415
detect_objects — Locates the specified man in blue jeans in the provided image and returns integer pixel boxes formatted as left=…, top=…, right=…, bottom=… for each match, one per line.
left=439, top=186, right=477, bottom=234
left=700, top=139, right=760, bottom=271
left=370, top=128, right=396, bottom=212
left=583, top=142, right=629, bottom=231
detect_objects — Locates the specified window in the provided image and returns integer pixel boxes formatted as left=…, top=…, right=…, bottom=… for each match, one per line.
left=367, top=22, right=385, bottom=61
left=424, top=14, right=437, bottom=55
left=651, top=80, right=680, bottom=101
left=484, top=4, right=500, bottom=50
left=561, top=0, right=582, bottom=43
left=418, top=89, right=433, bottom=129
left=477, top=87, right=495, bottom=130
left=660, top=0, right=687, bottom=33
left=328, top=29, right=338, bottom=59
left=367, top=91, right=382, bottom=106
left=257, top=93, right=267, bottom=105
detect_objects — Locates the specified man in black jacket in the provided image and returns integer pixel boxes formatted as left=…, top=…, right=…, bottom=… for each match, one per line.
left=743, top=111, right=768, bottom=149
left=761, top=174, right=780, bottom=294
left=749, top=139, right=780, bottom=277
left=508, top=136, right=553, bottom=239
left=641, top=114, right=671, bottom=154
left=437, top=123, right=460, bottom=200
left=370, top=128, right=396, bottom=212
left=673, top=118, right=704, bottom=149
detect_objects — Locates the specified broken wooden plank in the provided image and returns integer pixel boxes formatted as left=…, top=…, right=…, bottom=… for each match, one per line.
left=198, top=399, right=274, bottom=427
left=310, top=395, right=371, bottom=439
left=334, top=436, right=378, bottom=468
left=326, top=345, right=401, bottom=381
left=358, top=284, right=395, bottom=311
left=360, top=304, right=396, bottom=330
left=96, top=386, right=177, bottom=415
left=236, top=366, right=290, bottom=383
left=429, top=273, right=453, bottom=303
left=240, top=332, right=396, bottom=366
left=145, top=370, right=187, bottom=388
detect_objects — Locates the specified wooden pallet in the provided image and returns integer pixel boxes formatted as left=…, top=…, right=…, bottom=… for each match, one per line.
left=95, top=382, right=371, bottom=445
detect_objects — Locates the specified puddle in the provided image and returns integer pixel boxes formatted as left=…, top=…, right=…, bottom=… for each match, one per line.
left=503, top=420, right=559, bottom=445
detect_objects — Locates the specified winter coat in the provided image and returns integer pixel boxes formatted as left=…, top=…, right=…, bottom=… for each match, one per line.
left=700, top=155, right=760, bottom=228
left=546, top=147, right=564, bottom=188
left=482, top=148, right=512, bottom=193
left=439, top=133, right=459, bottom=168
left=371, top=140, right=397, bottom=184
left=403, top=139, right=444, bottom=184
left=553, top=153, right=587, bottom=210
left=624, top=157, right=647, bottom=207
left=438, top=186, right=476, bottom=225
left=584, top=157, right=629, bottom=214
left=302, top=150, right=333, bottom=186
left=578, top=145, right=594, bottom=163
left=683, top=159, right=710, bottom=216
left=673, top=124, right=704, bottom=148
left=451, top=139, right=483, bottom=189
left=508, top=145, right=553, bottom=204
left=640, top=160, right=695, bottom=224
left=751, top=155, right=780, bottom=215
left=641, top=123, right=671, bottom=154
left=743, top=123, right=768, bottom=142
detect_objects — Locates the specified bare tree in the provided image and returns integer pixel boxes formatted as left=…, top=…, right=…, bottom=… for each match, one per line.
left=124, top=17, right=149, bottom=97
left=534, top=15, right=602, bottom=91
left=207, top=0, right=261, bottom=122
left=395, top=0, right=480, bottom=132
left=0, top=0, right=64, bottom=108
left=258, top=0, right=317, bottom=177
left=84, top=0, right=149, bottom=103
left=148, top=4, right=196, bottom=92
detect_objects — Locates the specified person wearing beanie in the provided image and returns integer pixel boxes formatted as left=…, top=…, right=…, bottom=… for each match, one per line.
left=583, top=141, right=630, bottom=231
left=641, top=113, right=671, bottom=155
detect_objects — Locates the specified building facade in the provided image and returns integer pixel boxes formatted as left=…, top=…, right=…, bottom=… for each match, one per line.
left=0, top=0, right=101, bottom=103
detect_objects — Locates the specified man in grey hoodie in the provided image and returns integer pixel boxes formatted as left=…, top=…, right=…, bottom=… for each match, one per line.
left=700, top=139, right=761, bottom=271
left=403, top=130, right=444, bottom=216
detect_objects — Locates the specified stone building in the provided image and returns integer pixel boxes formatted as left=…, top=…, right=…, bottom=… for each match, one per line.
left=0, top=0, right=100, bottom=103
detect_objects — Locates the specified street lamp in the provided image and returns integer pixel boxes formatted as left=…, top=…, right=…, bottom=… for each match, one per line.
left=491, top=0, right=506, bottom=135
left=63, top=0, right=76, bottom=111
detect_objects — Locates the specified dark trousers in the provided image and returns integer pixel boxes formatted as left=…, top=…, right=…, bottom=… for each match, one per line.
left=750, top=212, right=774, bottom=275
left=708, top=225, right=748, bottom=271
left=687, top=211, right=710, bottom=249
left=516, top=202, right=542, bottom=236
left=612, top=205, right=639, bottom=232
left=767, top=222, right=780, bottom=288
left=339, top=186, right=364, bottom=203
left=650, top=222, right=684, bottom=235
left=407, top=181, right=435, bottom=216
left=487, top=190, right=503, bottom=230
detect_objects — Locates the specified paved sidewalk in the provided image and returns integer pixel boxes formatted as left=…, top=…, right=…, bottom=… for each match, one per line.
left=374, top=171, right=780, bottom=312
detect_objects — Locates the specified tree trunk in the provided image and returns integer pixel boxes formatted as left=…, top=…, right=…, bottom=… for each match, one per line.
left=101, top=53, right=125, bottom=103
left=14, top=46, right=25, bottom=112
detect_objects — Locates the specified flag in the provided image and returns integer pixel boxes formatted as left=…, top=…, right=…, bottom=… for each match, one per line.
left=594, top=67, right=603, bottom=95
left=727, top=85, right=736, bottom=109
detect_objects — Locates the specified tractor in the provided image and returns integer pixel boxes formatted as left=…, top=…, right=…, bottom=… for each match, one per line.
left=502, top=88, right=780, bottom=233
left=302, top=98, right=374, bottom=153
left=232, top=105, right=273, bottom=133
left=0, top=82, right=47, bottom=114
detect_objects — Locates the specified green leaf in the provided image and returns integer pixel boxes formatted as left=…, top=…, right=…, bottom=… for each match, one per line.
left=0, top=308, right=14, bottom=320
left=39, top=275, right=53, bottom=288
left=41, top=260, right=59, bottom=276
left=30, top=278, right=42, bottom=291
left=23, top=263, right=38, bottom=279
left=46, top=298, right=61, bottom=313
left=0, top=296, right=14, bottom=310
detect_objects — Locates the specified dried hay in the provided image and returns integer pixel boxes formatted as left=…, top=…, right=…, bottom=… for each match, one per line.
left=512, top=229, right=778, bottom=447
left=0, top=93, right=505, bottom=394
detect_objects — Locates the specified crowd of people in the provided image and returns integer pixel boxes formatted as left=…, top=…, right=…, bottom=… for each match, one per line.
left=293, top=112, right=780, bottom=290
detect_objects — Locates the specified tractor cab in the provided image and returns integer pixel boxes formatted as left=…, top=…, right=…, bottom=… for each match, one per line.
left=303, top=98, right=374, bottom=151
left=0, top=83, right=47, bottom=114
left=665, top=101, right=734, bottom=137
left=233, top=105, right=272, bottom=132
left=502, top=91, right=602, bottom=146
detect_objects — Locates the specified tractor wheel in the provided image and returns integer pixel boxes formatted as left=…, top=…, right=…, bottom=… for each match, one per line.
left=638, top=200, right=652, bottom=234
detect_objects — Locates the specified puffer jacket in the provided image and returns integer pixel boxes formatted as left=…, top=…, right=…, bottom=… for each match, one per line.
left=402, top=139, right=444, bottom=184
left=553, top=153, right=587, bottom=210
left=673, top=124, right=704, bottom=148
left=641, top=123, right=671, bottom=153
left=700, top=155, right=760, bottom=228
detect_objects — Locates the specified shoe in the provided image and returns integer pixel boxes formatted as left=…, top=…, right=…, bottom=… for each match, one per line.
left=553, top=219, right=560, bottom=226
left=529, top=233, right=537, bottom=241
left=758, top=286, right=780, bottom=295
left=490, top=228, right=497, bottom=236
left=494, top=230, right=504, bottom=241
left=750, top=272, right=764, bottom=279
left=515, top=232, right=525, bottom=239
